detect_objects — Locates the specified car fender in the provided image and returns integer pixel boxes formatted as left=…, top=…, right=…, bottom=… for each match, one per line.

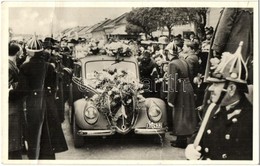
left=134, top=97, right=167, bottom=128
left=74, top=98, right=111, bottom=129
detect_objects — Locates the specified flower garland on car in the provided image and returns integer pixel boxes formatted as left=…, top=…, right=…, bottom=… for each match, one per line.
left=90, top=68, right=144, bottom=121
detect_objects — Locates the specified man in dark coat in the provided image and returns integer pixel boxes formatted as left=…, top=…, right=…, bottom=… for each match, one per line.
left=185, top=43, right=252, bottom=160
left=9, top=37, right=68, bottom=159
left=167, top=44, right=197, bottom=148
left=8, top=43, right=23, bottom=159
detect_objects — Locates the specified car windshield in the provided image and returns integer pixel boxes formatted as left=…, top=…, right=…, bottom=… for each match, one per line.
left=84, top=60, right=138, bottom=86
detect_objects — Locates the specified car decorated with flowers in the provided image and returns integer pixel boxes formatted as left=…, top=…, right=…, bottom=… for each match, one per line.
left=69, top=42, right=167, bottom=148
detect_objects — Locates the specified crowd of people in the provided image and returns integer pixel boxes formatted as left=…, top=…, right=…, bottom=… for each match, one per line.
left=8, top=8, right=253, bottom=161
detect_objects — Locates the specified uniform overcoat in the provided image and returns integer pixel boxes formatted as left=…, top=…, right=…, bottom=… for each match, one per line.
left=211, top=8, right=253, bottom=61
left=194, top=97, right=252, bottom=160
left=167, top=57, right=197, bottom=136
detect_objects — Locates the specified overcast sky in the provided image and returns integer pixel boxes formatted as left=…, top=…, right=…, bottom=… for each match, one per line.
left=9, top=7, right=132, bottom=36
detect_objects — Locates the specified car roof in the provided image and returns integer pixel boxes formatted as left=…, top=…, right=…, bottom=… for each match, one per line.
left=77, top=54, right=138, bottom=64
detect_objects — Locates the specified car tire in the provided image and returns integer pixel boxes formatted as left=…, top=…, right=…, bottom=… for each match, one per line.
left=73, top=116, right=85, bottom=148
left=154, top=134, right=165, bottom=144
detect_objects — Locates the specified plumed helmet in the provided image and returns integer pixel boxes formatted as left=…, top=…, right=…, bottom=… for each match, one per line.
left=207, top=41, right=248, bottom=84
left=26, top=36, right=43, bottom=52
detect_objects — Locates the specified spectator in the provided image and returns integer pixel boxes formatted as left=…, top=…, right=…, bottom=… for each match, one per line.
left=139, top=51, right=157, bottom=98
left=167, top=44, right=197, bottom=149
left=8, top=43, right=23, bottom=159
left=180, top=40, right=199, bottom=84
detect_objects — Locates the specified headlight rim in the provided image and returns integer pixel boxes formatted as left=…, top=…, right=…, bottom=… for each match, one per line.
left=83, top=105, right=99, bottom=125
left=147, top=105, right=163, bottom=123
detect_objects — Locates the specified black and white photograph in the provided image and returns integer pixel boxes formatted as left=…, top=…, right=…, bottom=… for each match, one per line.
left=1, top=1, right=259, bottom=165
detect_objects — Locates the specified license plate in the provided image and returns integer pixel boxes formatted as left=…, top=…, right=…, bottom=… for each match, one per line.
left=147, top=121, right=162, bottom=129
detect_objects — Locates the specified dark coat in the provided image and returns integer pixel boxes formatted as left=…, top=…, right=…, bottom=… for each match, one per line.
left=197, top=97, right=252, bottom=160
left=212, top=8, right=253, bottom=61
left=8, top=60, right=22, bottom=152
left=167, top=58, right=197, bottom=136
left=9, top=53, right=68, bottom=159
left=180, top=51, right=199, bottom=82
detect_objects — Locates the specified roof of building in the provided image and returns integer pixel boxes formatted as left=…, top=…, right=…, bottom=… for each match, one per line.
left=59, top=12, right=128, bottom=36
left=91, top=12, right=128, bottom=33
left=61, top=27, right=73, bottom=34
left=90, top=19, right=112, bottom=33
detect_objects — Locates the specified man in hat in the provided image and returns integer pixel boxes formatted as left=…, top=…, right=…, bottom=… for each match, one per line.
left=67, top=39, right=78, bottom=55
left=60, top=36, right=68, bottom=49
left=75, top=37, right=89, bottom=58
left=185, top=42, right=252, bottom=160
left=42, top=37, right=56, bottom=62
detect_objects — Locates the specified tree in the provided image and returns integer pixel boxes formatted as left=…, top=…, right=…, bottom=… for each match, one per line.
left=185, top=8, right=209, bottom=40
left=126, top=8, right=158, bottom=38
left=152, top=8, right=190, bottom=39
left=154, top=8, right=208, bottom=40
left=126, top=7, right=209, bottom=40
left=125, top=23, right=143, bottom=35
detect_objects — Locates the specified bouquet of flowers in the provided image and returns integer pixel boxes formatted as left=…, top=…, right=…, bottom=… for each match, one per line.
left=90, top=68, right=144, bottom=121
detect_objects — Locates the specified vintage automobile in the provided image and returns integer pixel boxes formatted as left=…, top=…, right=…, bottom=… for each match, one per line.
left=68, top=51, right=168, bottom=148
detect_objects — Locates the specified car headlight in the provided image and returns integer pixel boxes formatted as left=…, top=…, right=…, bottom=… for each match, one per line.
left=84, top=106, right=99, bottom=124
left=147, top=105, right=162, bottom=122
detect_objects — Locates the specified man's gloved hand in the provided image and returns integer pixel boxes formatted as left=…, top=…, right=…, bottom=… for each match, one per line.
left=185, top=144, right=202, bottom=160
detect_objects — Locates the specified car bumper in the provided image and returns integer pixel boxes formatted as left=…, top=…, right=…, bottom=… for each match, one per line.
left=134, top=127, right=167, bottom=135
left=77, top=129, right=115, bottom=136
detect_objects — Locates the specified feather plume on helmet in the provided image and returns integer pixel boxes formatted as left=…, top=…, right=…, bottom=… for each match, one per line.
left=207, top=41, right=248, bottom=85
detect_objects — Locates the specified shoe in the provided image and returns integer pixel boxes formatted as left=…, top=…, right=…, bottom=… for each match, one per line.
left=170, top=142, right=187, bottom=149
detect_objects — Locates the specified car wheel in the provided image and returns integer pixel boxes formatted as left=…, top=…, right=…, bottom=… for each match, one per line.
left=154, top=134, right=165, bottom=144
left=73, top=116, right=85, bottom=148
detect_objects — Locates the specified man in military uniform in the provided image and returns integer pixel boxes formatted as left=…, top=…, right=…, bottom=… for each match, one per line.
left=185, top=42, right=252, bottom=160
